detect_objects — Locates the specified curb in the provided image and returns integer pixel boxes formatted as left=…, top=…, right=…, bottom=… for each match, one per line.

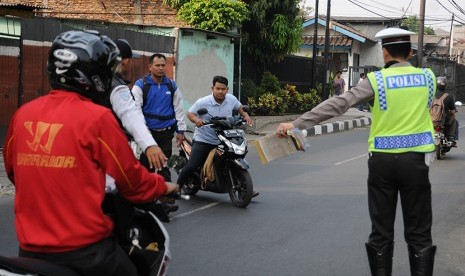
left=245, top=116, right=371, bottom=141
left=305, top=117, right=372, bottom=136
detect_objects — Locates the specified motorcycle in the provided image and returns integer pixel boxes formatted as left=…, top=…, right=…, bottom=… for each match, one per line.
left=433, top=104, right=460, bottom=160
left=433, top=124, right=456, bottom=160
left=168, top=107, right=254, bottom=208
left=0, top=193, right=175, bottom=276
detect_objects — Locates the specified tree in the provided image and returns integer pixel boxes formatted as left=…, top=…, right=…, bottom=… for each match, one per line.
left=298, top=0, right=314, bottom=21
left=177, top=0, right=249, bottom=33
left=401, top=15, right=435, bottom=35
left=241, top=0, right=303, bottom=72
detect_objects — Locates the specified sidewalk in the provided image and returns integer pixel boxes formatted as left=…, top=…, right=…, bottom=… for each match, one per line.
left=0, top=108, right=372, bottom=196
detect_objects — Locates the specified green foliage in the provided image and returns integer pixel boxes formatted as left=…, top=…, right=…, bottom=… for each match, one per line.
left=260, top=71, right=281, bottom=94
left=401, top=16, right=435, bottom=35
left=282, top=84, right=299, bottom=111
left=328, top=73, right=335, bottom=97
left=242, top=71, right=282, bottom=100
left=163, top=0, right=189, bottom=9
left=177, top=0, right=249, bottom=32
left=301, top=88, right=321, bottom=112
left=241, top=0, right=303, bottom=71
left=241, top=79, right=264, bottom=99
left=248, top=92, right=284, bottom=115
left=246, top=74, right=322, bottom=115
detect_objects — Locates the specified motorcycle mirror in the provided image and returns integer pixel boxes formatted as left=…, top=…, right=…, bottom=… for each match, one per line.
left=197, top=108, right=208, bottom=115
left=455, top=101, right=462, bottom=106
left=242, top=105, right=250, bottom=113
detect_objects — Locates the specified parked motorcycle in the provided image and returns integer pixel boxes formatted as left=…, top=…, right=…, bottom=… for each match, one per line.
left=168, top=107, right=254, bottom=208
left=0, top=193, right=175, bottom=276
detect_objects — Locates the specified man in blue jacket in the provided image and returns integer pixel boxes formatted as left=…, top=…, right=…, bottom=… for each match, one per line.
left=132, top=54, right=187, bottom=182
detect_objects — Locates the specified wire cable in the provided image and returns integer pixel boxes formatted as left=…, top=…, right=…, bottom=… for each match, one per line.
left=400, top=0, right=413, bottom=19
left=347, top=0, right=394, bottom=19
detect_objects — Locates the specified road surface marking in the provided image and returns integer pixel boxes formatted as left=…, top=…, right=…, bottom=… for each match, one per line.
left=334, top=154, right=367, bottom=166
left=171, top=202, right=220, bottom=219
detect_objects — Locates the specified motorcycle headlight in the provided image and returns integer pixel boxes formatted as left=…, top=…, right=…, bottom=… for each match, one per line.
left=218, top=134, right=233, bottom=148
left=231, top=141, right=247, bottom=155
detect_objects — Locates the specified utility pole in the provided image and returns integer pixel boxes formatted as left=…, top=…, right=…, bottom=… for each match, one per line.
left=417, top=0, right=426, bottom=67
left=311, top=0, right=319, bottom=89
left=322, top=0, right=331, bottom=99
left=448, top=14, right=454, bottom=58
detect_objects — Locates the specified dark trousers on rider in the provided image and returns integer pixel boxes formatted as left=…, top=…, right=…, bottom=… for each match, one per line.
left=177, top=141, right=216, bottom=186
left=365, top=152, right=436, bottom=276
left=140, top=127, right=175, bottom=181
left=444, top=115, right=457, bottom=140
left=19, top=236, right=138, bottom=276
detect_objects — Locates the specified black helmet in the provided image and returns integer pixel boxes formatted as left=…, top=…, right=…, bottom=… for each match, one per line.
left=47, top=30, right=120, bottom=99
left=436, top=76, right=447, bottom=91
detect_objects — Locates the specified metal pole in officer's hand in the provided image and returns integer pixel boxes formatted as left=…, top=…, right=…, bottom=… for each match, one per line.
left=417, top=0, right=426, bottom=67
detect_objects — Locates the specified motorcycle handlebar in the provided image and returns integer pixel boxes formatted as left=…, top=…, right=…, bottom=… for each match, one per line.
left=201, top=116, right=244, bottom=127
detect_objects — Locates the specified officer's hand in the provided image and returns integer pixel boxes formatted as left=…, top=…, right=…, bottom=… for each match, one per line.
left=276, top=122, right=295, bottom=137
left=176, top=133, right=185, bottom=147
left=164, top=182, right=180, bottom=195
left=146, top=145, right=167, bottom=170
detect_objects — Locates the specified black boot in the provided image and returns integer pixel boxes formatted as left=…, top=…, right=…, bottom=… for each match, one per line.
left=365, top=242, right=394, bottom=276
left=408, top=245, right=437, bottom=276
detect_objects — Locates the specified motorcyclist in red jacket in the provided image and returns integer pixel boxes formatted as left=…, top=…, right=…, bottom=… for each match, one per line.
left=2, top=30, right=178, bottom=276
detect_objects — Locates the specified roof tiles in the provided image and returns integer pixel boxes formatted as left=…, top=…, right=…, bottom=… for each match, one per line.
left=4, top=0, right=188, bottom=28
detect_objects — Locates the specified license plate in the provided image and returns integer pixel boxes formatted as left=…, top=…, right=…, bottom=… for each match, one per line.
left=223, top=129, right=245, bottom=137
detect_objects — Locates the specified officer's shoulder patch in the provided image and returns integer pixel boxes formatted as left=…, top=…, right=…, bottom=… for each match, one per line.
left=118, top=90, right=131, bottom=101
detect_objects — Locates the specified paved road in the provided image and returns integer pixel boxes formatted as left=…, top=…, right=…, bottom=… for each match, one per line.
left=0, top=107, right=464, bottom=275
left=161, top=112, right=465, bottom=276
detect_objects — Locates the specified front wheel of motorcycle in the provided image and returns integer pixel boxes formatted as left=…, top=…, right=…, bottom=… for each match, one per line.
left=228, top=169, right=253, bottom=208
left=435, top=145, right=443, bottom=160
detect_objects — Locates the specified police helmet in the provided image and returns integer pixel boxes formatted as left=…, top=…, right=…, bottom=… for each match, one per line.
left=436, top=76, right=447, bottom=91
left=47, top=30, right=120, bottom=99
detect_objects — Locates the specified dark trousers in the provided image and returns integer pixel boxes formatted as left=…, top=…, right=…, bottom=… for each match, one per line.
left=367, top=152, right=433, bottom=251
left=444, top=115, right=457, bottom=139
left=177, top=141, right=216, bottom=186
left=140, top=128, right=175, bottom=181
left=19, top=236, right=138, bottom=276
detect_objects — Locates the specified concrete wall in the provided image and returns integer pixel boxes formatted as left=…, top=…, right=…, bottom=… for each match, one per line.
left=176, top=29, right=235, bottom=109
left=345, top=23, right=384, bottom=67
left=360, top=42, right=383, bottom=67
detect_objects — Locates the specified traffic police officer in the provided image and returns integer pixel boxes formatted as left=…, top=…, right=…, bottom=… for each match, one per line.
left=95, top=39, right=161, bottom=166
left=94, top=40, right=180, bottom=213
left=277, top=27, right=437, bottom=276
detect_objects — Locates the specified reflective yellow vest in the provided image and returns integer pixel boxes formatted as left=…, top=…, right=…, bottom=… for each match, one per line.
left=367, top=66, right=436, bottom=153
